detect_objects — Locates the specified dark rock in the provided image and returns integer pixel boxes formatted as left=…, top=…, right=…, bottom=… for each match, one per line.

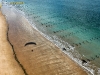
left=62, top=48, right=66, bottom=51
left=82, top=59, right=87, bottom=64
left=96, top=55, right=99, bottom=58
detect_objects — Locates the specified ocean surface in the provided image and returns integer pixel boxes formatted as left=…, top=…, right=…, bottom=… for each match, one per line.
left=2, top=0, right=100, bottom=74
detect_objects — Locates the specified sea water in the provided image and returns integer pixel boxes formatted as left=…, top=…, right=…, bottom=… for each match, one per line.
left=2, top=0, right=100, bottom=74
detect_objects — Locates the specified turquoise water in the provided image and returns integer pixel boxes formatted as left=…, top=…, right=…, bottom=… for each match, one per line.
left=3, top=0, right=100, bottom=74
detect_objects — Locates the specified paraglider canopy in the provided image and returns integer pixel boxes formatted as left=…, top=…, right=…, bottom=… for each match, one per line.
left=24, top=42, right=36, bottom=46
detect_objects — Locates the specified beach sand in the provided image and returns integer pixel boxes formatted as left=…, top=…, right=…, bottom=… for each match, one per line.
left=1, top=6, right=88, bottom=75
left=0, top=11, right=24, bottom=75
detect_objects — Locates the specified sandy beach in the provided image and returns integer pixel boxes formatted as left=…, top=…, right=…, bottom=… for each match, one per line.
left=0, top=6, right=88, bottom=75
left=0, top=11, right=24, bottom=75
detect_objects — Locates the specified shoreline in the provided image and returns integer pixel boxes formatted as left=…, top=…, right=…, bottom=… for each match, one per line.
left=1, top=6, right=88, bottom=75
left=24, top=9, right=94, bottom=75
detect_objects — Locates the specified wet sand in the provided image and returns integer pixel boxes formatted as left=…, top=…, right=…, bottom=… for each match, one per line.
left=0, top=11, right=24, bottom=75
left=1, top=6, right=88, bottom=75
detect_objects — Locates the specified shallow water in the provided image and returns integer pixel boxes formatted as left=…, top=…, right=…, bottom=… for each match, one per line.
left=2, top=0, right=100, bottom=74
